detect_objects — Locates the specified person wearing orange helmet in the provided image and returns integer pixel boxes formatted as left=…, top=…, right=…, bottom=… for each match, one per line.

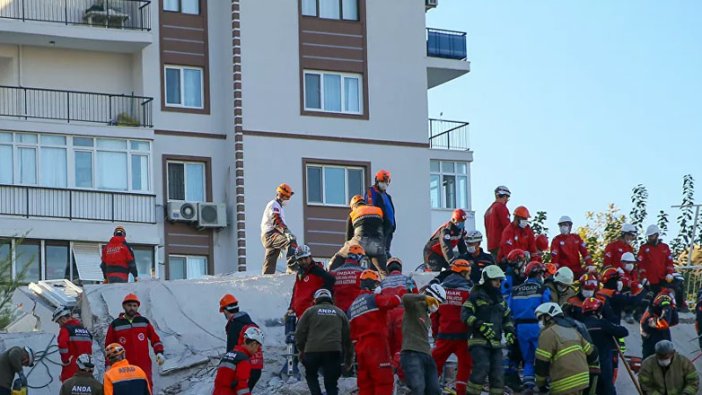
left=345, top=195, right=387, bottom=272
left=484, top=185, right=511, bottom=259
left=260, top=183, right=297, bottom=274
left=497, top=206, right=537, bottom=263
left=104, top=293, right=164, bottom=389
left=103, top=343, right=151, bottom=395
left=101, top=225, right=138, bottom=284
left=219, top=294, right=263, bottom=391
left=331, top=244, right=366, bottom=313
left=423, top=209, right=469, bottom=271
left=366, top=169, right=396, bottom=257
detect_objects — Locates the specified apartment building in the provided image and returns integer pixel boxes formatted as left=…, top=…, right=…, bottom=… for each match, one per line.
left=0, top=0, right=471, bottom=281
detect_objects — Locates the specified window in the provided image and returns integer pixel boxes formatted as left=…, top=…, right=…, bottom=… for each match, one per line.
left=133, top=247, right=155, bottom=280
left=302, top=0, right=358, bottom=20
left=169, top=255, right=207, bottom=280
left=165, top=66, right=204, bottom=109
left=430, top=160, right=469, bottom=209
left=304, top=71, right=362, bottom=115
left=167, top=161, right=206, bottom=202
left=164, top=0, right=199, bottom=15
left=16, top=242, right=40, bottom=283
left=45, top=242, right=69, bottom=281
left=306, top=164, right=364, bottom=206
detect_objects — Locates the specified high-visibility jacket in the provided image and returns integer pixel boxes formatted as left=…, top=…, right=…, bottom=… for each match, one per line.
left=103, top=359, right=151, bottom=395
left=461, top=286, right=514, bottom=348
left=637, top=241, right=675, bottom=285
left=213, top=346, right=253, bottom=395
left=366, top=185, right=396, bottom=233
left=58, top=318, right=93, bottom=382
left=484, top=201, right=510, bottom=251
left=346, top=205, right=384, bottom=240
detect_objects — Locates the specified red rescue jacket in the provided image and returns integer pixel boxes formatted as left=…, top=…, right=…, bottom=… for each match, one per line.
left=637, top=241, right=675, bottom=285
left=603, top=239, right=634, bottom=269
left=236, top=324, right=263, bottom=370
left=424, top=222, right=467, bottom=262
left=289, top=263, right=335, bottom=318
left=58, top=318, right=93, bottom=382
left=431, top=273, right=471, bottom=340
left=105, top=313, right=164, bottom=385
left=498, top=223, right=537, bottom=262
left=101, top=236, right=137, bottom=283
left=349, top=291, right=401, bottom=342
left=550, top=233, right=592, bottom=276
left=331, top=262, right=364, bottom=313
left=380, top=271, right=418, bottom=299
left=213, top=345, right=253, bottom=395
left=484, top=201, right=510, bottom=251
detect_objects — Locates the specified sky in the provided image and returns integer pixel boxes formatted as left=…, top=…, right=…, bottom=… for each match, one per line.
left=427, top=0, right=702, bottom=238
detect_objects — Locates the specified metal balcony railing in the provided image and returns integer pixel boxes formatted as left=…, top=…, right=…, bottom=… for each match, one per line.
left=0, top=0, right=151, bottom=31
left=427, top=28, right=467, bottom=60
left=0, top=85, right=153, bottom=127
left=429, top=119, right=470, bottom=151
left=0, top=184, right=156, bottom=223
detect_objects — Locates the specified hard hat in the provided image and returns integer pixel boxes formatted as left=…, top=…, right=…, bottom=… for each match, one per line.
left=545, top=263, right=558, bottom=276
left=524, top=261, right=545, bottom=277
left=535, top=234, right=549, bottom=251
left=76, top=354, right=95, bottom=370
left=452, top=208, right=467, bottom=222
left=621, top=252, right=636, bottom=263
left=294, top=245, right=312, bottom=260
left=375, top=169, right=391, bottom=183
left=553, top=267, right=574, bottom=285
left=465, top=230, right=483, bottom=244
left=114, top=225, right=126, bottom=236
left=479, top=265, right=505, bottom=285
left=506, top=249, right=527, bottom=263
left=621, top=223, right=637, bottom=234
left=360, top=270, right=380, bottom=282
left=535, top=302, right=563, bottom=319
left=450, top=259, right=471, bottom=273
left=386, top=257, right=403, bottom=272
left=653, top=294, right=672, bottom=308
left=513, top=206, right=531, bottom=219
left=313, top=288, right=332, bottom=301
left=276, top=183, right=294, bottom=199
left=219, top=294, right=239, bottom=313
left=52, top=306, right=71, bottom=322
left=349, top=195, right=365, bottom=208
left=122, top=293, right=140, bottom=306
left=425, top=283, right=447, bottom=304
left=601, top=267, right=621, bottom=284
left=579, top=274, right=599, bottom=291
left=24, top=347, right=34, bottom=367
left=494, top=185, right=511, bottom=197
left=347, top=244, right=366, bottom=257
left=105, top=343, right=125, bottom=362
left=558, top=216, right=573, bottom=225
left=243, top=326, right=264, bottom=345
left=646, top=224, right=660, bottom=237
left=581, top=297, right=603, bottom=314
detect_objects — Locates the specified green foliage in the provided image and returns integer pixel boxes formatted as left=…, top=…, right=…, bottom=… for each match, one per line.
left=531, top=211, right=548, bottom=236
left=577, top=204, right=626, bottom=267
left=656, top=210, right=669, bottom=238
left=629, top=184, right=648, bottom=245
left=671, top=174, right=695, bottom=256
left=0, top=237, right=29, bottom=330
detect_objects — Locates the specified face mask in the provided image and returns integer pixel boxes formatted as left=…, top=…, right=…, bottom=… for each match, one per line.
left=519, top=220, right=529, bottom=229
left=456, top=222, right=465, bottom=230
left=624, top=263, right=634, bottom=272
left=281, top=200, right=289, bottom=207
left=538, top=320, right=545, bottom=330
left=377, top=182, right=388, bottom=191
left=559, top=225, right=570, bottom=235
left=617, top=281, right=623, bottom=292
left=428, top=304, right=439, bottom=314
left=657, top=358, right=672, bottom=367
left=582, top=290, right=595, bottom=298
left=467, top=246, right=476, bottom=254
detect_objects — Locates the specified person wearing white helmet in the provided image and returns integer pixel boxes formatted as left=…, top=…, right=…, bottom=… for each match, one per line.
left=603, top=223, right=637, bottom=269
left=462, top=230, right=495, bottom=285
left=550, top=216, right=594, bottom=278
left=544, top=267, right=577, bottom=306
left=484, top=185, right=512, bottom=259
left=54, top=305, right=93, bottom=383
left=619, top=252, right=644, bottom=323
left=214, top=327, right=264, bottom=395
left=638, top=224, right=688, bottom=311
left=59, top=354, right=103, bottom=395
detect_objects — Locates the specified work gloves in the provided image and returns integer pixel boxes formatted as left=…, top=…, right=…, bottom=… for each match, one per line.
left=156, top=353, right=166, bottom=366
left=477, top=321, right=496, bottom=340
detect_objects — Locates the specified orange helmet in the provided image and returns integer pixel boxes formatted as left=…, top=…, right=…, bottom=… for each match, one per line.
left=276, top=183, right=294, bottom=199
left=535, top=234, right=549, bottom=251
left=349, top=195, right=365, bottom=208
left=601, top=267, right=621, bottom=284
left=105, top=343, right=125, bottom=361
left=375, top=169, right=391, bottom=183
left=579, top=274, right=599, bottom=291
left=122, top=293, right=140, bottom=306
left=114, top=225, right=126, bottom=236
left=524, top=261, right=545, bottom=277
left=545, top=263, right=558, bottom=276
left=219, top=294, right=239, bottom=313
left=452, top=208, right=467, bottom=222
left=360, top=270, right=380, bottom=282
left=450, top=259, right=471, bottom=273
left=348, top=244, right=366, bottom=257
left=513, top=206, right=531, bottom=219
left=582, top=297, right=603, bottom=314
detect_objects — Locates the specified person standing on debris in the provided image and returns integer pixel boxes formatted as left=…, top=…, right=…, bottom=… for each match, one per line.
left=261, top=183, right=297, bottom=275
left=103, top=343, right=151, bottom=395
left=550, top=216, right=594, bottom=278
left=54, top=306, right=93, bottom=382
left=349, top=270, right=402, bottom=395
left=423, top=209, right=469, bottom=271
left=463, top=230, right=495, bottom=285
left=484, top=185, right=511, bottom=259
left=0, top=346, right=33, bottom=395
left=213, top=327, right=264, bottom=395
left=296, top=289, right=352, bottom=395
left=639, top=340, right=699, bottom=395
left=101, top=225, right=138, bottom=284
left=287, top=245, right=335, bottom=319
left=345, top=195, right=387, bottom=272
left=498, top=206, right=537, bottom=262
left=60, top=354, right=104, bottom=395
left=105, top=293, right=164, bottom=389
left=331, top=244, right=365, bottom=313
left=219, top=294, right=263, bottom=391
left=603, top=223, right=637, bottom=269
left=366, top=169, right=396, bottom=257
left=544, top=267, right=576, bottom=306
left=640, top=293, right=679, bottom=359
left=637, top=224, right=687, bottom=310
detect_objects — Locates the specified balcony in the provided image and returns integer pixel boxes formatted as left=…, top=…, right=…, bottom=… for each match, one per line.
left=0, top=0, right=152, bottom=52
left=429, top=118, right=470, bottom=151
left=0, top=85, right=153, bottom=128
left=426, top=28, right=471, bottom=89
left=0, top=185, right=156, bottom=223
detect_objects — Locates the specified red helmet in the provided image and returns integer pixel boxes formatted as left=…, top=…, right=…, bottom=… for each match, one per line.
left=579, top=274, right=599, bottom=291
left=545, top=263, right=557, bottom=276
left=601, top=267, right=621, bottom=284
left=375, top=169, right=391, bottom=183
left=513, top=206, right=531, bottom=219
left=653, top=294, right=673, bottom=308
left=507, top=249, right=527, bottom=264
left=535, top=234, right=549, bottom=251
left=582, top=297, right=603, bottom=313
left=452, top=208, right=467, bottom=222
left=524, top=261, right=545, bottom=277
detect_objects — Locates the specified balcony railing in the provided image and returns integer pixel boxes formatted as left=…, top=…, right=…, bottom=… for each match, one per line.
left=0, top=185, right=156, bottom=223
left=0, top=85, right=153, bottom=127
left=429, top=119, right=470, bottom=151
left=427, top=28, right=467, bottom=60
left=0, top=0, right=151, bottom=31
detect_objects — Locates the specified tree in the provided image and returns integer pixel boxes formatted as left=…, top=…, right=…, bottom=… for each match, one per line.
left=577, top=204, right=626, bottom=267
left=629, top=184, right=648, bottom=245
left=0, top=237, right=29, bottom=330
left=531, top=211, right=548, bottom=236
left=671, top=174, right=695, bottom=256
left=656, top=210, right=669, bottom=238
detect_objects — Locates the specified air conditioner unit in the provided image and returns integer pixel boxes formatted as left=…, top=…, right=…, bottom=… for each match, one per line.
left=198, top=203, right=227, bottom=228
left=167, top=201, right=198, bottom=222
left=426, top=0, right=438, bottom=9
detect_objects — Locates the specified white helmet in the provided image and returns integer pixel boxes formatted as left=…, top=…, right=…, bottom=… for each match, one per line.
left=294, top=245, right=312, bottom=260
left=646, top=224, right=660, bottom=237
left=465, top=230, right=483, bottom=244
left=479, top=265, right=506, bottom=285
left=52, top=306, right=71, bottom=322
left=425, top=283, right=447, bottom=303
left=313, top=288, right=332, bottom=300
left=535, top=302, right=563, bottom=319
left=495, top=185, right=511, bottom=197
left=621, top=223, right=637, bottom=234
left=76, top=354, right=94, bottom=370
left=553, top=267, right=574, bottom=286
left=558, top=215, right=573, bottom=225
left=24, top=347, right=34, bottom=367
left=621, top=252, right=636, bottom=263
left=243, top=326, right=264, bottom=345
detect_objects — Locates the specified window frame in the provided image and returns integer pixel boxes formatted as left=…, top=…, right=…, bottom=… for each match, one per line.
left=167, top=254, right=208, bottom=280
left=301, top=0, right=359, bottom=21
left=163, top=0, right=200, bottom=15
left=166, top=160, right=207, bottom=202
left=430, top=160, right=469, bottom=210
left=303, top=70, right=363, bottom=115
left=305, top=164, right=365, bottom=207
left=164, top=65, right=205, bottom=109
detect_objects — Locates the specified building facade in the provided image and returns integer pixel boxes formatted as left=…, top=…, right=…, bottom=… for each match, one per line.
left=0, top=0, right=471, bottom=281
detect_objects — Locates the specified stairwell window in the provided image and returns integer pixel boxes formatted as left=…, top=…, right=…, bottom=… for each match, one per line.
left=430, top=160, right=469, bottom=209
left=165, top=66, right=203, bottom=109
left=306, top=164, right=364, bottom=206
left=164, top=0, right=199, bottom=15
left=302, top=0, right=358, bottom=20
left=304, top=71, right=362, bottom=115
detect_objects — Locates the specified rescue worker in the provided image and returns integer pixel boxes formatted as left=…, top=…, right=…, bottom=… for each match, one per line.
left=103, top=343, right=151, bottom=395
left=400, top=283, right=447, bottom=395
left=348, top=270, right=402, bottom=395
left=213, top=327, right=264, bottom=395
left=296, top=289, right=352, bottom=395
left=423, top=209, right=468, bottom=271
left=563, top=273, right=616, bottom=322
left=603, top=223, right=637, bottom=269
left=287, top=245, right=335, bottom=319
left=463, top=230, right=495, bottom=284
left=346, top=195, right=387, bottom=272
left=498, top=206, right=537, bottom=262
left=331, top=244, right=365, bottom=313
left=54, top=306, right=93, bottom=382
left=327, top=240, right=362, bottom=271
left=641, top=293, right=679, bottom=359
left=580, top=297, right=629, bottom=395
left=638, top=224, right=686, bottom=310
left=462, top=265, right=515, bottom=395
left=534, top=303, right=599, bottom=395
left=484, top=185, right=511, bottom=259
left=100, top=226, right=137, bottom=284
left=59, top=354, right=104, bottom=395
left=534, top=234, right=549, bottom=262
left=430, top=260, right=473, bottom=395
left=104, top=293, right=164, bottom=388
left=366, top=169, right=396, bottom=257
left=545, top=267, right=576, bottom=306
left=619, top=252, right=642, bottom=323
left=507, top=261, right=551, bottom=391
left=550, top=216, right=594, bottom=278
left=0, top=346, right=33, bottom=395
left=219, top=294, right=263, bottom=390
left=639, top=340, right=699, bottom=395
left=597, top=267, right=646, bottom=325
left=501, top=248, right=529, bottom=297
left=261, top=183, right=296, bottom=275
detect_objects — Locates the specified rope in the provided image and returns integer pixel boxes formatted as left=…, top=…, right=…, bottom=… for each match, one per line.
left=25, top=335, right=61, bottom=389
